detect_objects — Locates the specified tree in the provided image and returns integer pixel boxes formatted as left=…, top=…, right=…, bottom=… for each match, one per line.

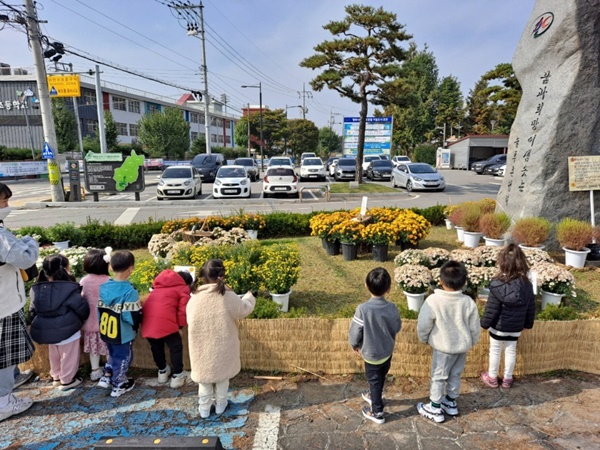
left=138, top=107, right=190, bottom=159
left=319, top=127, right=341, bottom=157
left=51, top=98, right=78, bottom=152
left=103, top=110, right=119, bottom=151
left=287, top=119, right=319, bottom=161
left=190, top=134, right=207, bottom=157
left=300, top=4, right=412, bottom=182
left=432, top=75, right=463, bottom=143
left=234, top=116, right=250, bottom=151
left=242, top=109, right=287, bottom=157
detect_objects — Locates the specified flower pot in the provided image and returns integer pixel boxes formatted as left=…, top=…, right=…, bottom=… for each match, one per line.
left=462, top=231, right=483, bottom=248
left=341, top=242, right=358, bottom=261
left=326, top=239, right=340, bottom=256
left=270, top=290, right=291, bottom=312
left=563, top=247, right=590, bottom=269
left=455, top=226, right=465, bottom=242
left=445, top=219, right=453, bottom=230
left=541, top=290, right=563, bottom=310
left=372, top=244, right=389, bottom=262
left=53, top=240, right=69, bottom=250
left=404, top=291, right=426, bottom=312
left=484, top=237, right=506, bottom=247
left=246, top=229, right=258, bottom=239
left=321, top=237, right=327, bottom=249
left=518, top=244, right=545, bottom=251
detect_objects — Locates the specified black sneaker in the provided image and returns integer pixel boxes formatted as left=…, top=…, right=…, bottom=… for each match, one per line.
left=110, top=378, right=135, bottom=398
left=362, top=406, right=385, bottom=424
left=361, top=390, right=372, bottom=405
left=59, top=376, right=83, bottom=391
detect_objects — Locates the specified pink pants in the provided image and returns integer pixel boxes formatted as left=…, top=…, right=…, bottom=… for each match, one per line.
left=49, top=340, right=81, bottom=384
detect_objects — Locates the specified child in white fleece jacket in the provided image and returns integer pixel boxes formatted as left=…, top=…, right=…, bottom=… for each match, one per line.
left=416, top=260, right=480, bottom=424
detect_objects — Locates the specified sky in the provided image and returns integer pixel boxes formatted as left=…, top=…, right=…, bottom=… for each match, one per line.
left=1, top=0, right=537, bottom=131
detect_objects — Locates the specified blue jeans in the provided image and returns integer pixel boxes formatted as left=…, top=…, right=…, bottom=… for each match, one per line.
left=364, top=356, right=392, bottom=414
left=106, top=342, right=133, bottom=387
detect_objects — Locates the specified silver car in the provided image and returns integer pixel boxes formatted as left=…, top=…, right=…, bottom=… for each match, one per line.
left=156, top=165, right=202, bottom=200
left=391, top=163, right=446, bottom=192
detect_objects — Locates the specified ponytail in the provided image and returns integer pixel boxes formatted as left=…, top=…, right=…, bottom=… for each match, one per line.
left=201, top=259, right=226, bottom=296
left=40, top=254, right=76, bottom=282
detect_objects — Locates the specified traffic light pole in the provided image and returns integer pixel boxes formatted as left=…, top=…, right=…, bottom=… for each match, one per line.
left=23, top=0, right=64, bottom=202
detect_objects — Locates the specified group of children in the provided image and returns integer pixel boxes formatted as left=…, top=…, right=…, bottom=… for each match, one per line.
left=350, top=243, right=535, bottom=424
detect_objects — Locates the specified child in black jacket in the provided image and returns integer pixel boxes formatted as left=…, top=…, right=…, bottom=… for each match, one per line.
left=480, top=244, right=535, bottom=389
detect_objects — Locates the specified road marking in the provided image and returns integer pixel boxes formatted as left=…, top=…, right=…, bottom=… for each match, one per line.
left=252, top=404, right=281, bottom=450
left=114, top=207, right=140, bottom=225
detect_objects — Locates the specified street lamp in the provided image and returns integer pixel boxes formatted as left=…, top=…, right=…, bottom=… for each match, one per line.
left=241, top=82, right=263, bottom=170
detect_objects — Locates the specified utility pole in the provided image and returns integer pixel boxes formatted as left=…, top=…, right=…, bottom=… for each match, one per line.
left=94, top=65, right=107, bottom=153
left=246, top=103, right=251, bottom=157
left=23, top=0, right=64, bottom=201
left=52, top=62, right=84, bottom=155
left=299, top=83, right=312, bottom=120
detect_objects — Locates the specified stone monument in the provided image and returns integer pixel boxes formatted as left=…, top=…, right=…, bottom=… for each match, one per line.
left=498, top=0, right=600, bottom=227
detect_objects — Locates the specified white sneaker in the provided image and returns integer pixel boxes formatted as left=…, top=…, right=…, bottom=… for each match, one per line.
left=417, top=402, right=445, bottom=423
left=90, top=368, right=103, bottom=382
left=199, top=405, right=211, bottom=419
left=110, top=379, right=135, bottom=398
left=169, top=372, right=185, bottom=389
left=158, top=365, right=171, bottom=384
left=97, top=375, right=111, bottom=389
left=0, top=395, right=33, bottom=422
left=441, top=398, right=459, bottom=416
left=215, top=400, right=228, bottom=415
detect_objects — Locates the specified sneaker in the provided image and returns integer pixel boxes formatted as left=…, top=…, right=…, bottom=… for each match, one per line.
left=110, top=379, right=135, bottom=398
left=97, top=375, right=112, bottom=389
left=158, top=365, right=171, bottom=384
left=215, top=400, right=228, bottom=415
left=481, top=372, right=499, bottom=388
left=0, top=395, right=33, bottom=422
left=361, top=390, right=372, bottom=406
left=90, top=368, right=103, bottom=382
left=60, top=376, right=83, bottom=391
left=13, top=370, right=34, bottom=389
left=417, top=402, right=445, bottom=423
left=199, top=405, right=212, bottom=419
left=501, top=377, right=514, bottom=389
left=441, top=398, right=459, bottom=416
left=52, top=379, right=61, bottom=387
left=169, top=372, right=185, bottom=389
left=361, top=406, right=385, bottom=424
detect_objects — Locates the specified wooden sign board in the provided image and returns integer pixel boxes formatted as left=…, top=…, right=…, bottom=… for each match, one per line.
left=568, top=155, right=600, bottom=191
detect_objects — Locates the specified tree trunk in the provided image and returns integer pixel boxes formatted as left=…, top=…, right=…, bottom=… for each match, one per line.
left=357, top=95, right=369, bottom=184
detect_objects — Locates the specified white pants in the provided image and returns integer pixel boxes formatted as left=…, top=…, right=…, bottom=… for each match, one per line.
left=488, top=337, right=517, bottom=379
left=198, top=379, right=229, bottom=410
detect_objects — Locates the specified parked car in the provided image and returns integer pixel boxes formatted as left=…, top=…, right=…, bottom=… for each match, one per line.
left=191, top=153, right=225, bottom=182
left=234, top=157, right=260, bottom=181
left=156, top=165, right=202, bottom=201
left=212, top=165, right=251, bottom=199
left=365, top=159, right=394, bottom=181
left=391, top=162, right=446, bottom=192
left=391, top=155, right=411, bottom=167
left=300, top=152, right=317, bottom=164
left=268, top=157, right=294, bottom=168
left=471, top=154, right=507, bottom=174
left=299, top=157, right=327, bottom=181
left=329, top=158, right=339, bottom=176
left=484, top=163, right=506, bottom=176
left=334, top=158, right=357, bottom=181
left=325, top=157, right=338, bottom=171
left=362, top=154, right=381, bottom=172
left=262, top=166, right=299, bottom=198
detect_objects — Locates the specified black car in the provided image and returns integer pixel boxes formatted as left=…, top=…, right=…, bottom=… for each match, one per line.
left=334, top=158, right=357, bottom=181
left=234, top=157, right=260, bottom=181
left=365, top=159, right=394, bottom=181
left=191, top=153, right=225, bottom=182
left=471, top=154, right=507, bottom=174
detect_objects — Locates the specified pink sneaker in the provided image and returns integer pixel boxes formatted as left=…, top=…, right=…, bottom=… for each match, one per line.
left=481, top=372, right=499, bottom=388
left=501, top=377, right=514, bottom=389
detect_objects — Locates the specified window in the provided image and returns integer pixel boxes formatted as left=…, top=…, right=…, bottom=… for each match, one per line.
left=190, top=112, right=200, bottom=123
left=191, top=131, right=198, bottom=140
left=116, top=122, right=128, bottom=136
left=112, top=96, right=126, bottom=111
left=82, top=89, right=96, bottom=105
left=199, top=114, right=205, bottom=124
left=128, top=100, right=140, bottom=113
left=147, top=103, right=160, bottom=114
left=85, top=119, right=98, bottom=135
left=211, top=134, right=218, bottom=143
left=210, top=117, right=223, bottom=127
left=225, top=136, right=231, bottom=144
left=217, top=135, right=224, bottom=143
left=129, top=124, right=139, bottom=137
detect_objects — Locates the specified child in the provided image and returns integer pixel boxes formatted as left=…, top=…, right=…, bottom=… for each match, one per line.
left=0, top=182, right=38, bottom=421
left=80, top=248, right=111, bottom=381
left=98, top=250, right=141, bottom=398
left=30, top=254, right=90, bottom=391
left=349, top=267, right=401, bottom=424
left=416, top=260, right=480, bottom=423
left=481, top=244, right=535, bottom=389
left=187, top=259, right=255, bottom=418
left=141, top=269, right=194, bottom=388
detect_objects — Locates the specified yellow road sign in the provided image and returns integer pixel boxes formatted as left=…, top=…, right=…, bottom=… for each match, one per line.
left=47, top=74, right=81, bottom=97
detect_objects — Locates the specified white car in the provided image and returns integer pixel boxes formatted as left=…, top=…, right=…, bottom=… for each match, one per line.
left=299, top=157, right=326, bottom=181
left=329, top=158, right=339, bottom=176
left=362, top=155, right=381, bottom=172
left=156, top=165, right=202, bottom=200
left=263, top=165, right=299, bottom=198
left=268, top=157, right=294, bottom=168
left=212, top=165, right=251, bottom=199
left=391, top=155, right=411, bottom=167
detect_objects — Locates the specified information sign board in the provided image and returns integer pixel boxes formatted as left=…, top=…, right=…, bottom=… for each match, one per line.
left=342, top=116, right=392, bottom=156
left=567, top=155, right=600, bottom=191
left=84, top=151, right=145, bottom=193
left=47, top=74, right=81, bottom=98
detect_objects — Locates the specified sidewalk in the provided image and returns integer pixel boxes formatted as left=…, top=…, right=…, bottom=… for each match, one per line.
left=4, top=371, right=600, bottom=449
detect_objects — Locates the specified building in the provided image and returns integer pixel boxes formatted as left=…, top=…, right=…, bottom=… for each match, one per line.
left=0, top=66, right=238, bottom=153
left=445, top=134, right=509, bottom=169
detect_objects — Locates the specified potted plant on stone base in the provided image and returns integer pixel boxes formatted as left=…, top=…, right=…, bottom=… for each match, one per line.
left=556, top=218, right=594, bottom=268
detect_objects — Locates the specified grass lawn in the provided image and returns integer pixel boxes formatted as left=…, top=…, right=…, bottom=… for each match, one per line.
left=329, top=182, right=396, bottom=194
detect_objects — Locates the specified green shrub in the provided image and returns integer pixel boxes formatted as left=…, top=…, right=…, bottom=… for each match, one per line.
left=537, top=304, right=579, bottom=321
left=412, top=205, right=445, bottom=226
left=248, top=297, right=282, bottom=319
left=46, top=222, right=85, bottom=246
left=413, top=144, right=436, bottom=166
left=13, top=225, right=48, bottom=244
left=80, top=218, right=164, bottom=249
left=261, top=212, right=313, bottom=238
left=0, top=146, right=36, bottom=161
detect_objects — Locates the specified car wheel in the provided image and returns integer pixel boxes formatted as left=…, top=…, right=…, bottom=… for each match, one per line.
left=406, top=180, right=413, bottom=192
left=263, top=192, right=270, bottom=198
left=392, top=177, right=397, bottom=188
left=293, top=192, right=300, bottom=199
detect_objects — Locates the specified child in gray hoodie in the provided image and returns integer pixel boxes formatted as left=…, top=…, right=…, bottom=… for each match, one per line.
left=349, top=267, right=402, bottom=424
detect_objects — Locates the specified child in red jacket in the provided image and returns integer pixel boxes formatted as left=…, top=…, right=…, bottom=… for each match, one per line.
left=141, top=270, right=194, bottom=388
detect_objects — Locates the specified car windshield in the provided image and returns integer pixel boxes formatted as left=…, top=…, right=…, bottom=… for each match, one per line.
left=218, top=167, right=246, bottom=178
left=409, top=164, right=436, bottom=174
left=303, top=159, right=322, bottom=166
left=193, top=155, right=213, bottom=166
left=364, top=156, right=380, bottom=162
left=372, top=160, right=393, bottom=168
left=162, top=168, right=192, bottom=178
left=235, top=159, right=254, bottom=167
left=267, top=168, right=294, bottom=177
left=338, top=159, right=356, bottom=167
left=270, top=158, right=290, bottom=165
